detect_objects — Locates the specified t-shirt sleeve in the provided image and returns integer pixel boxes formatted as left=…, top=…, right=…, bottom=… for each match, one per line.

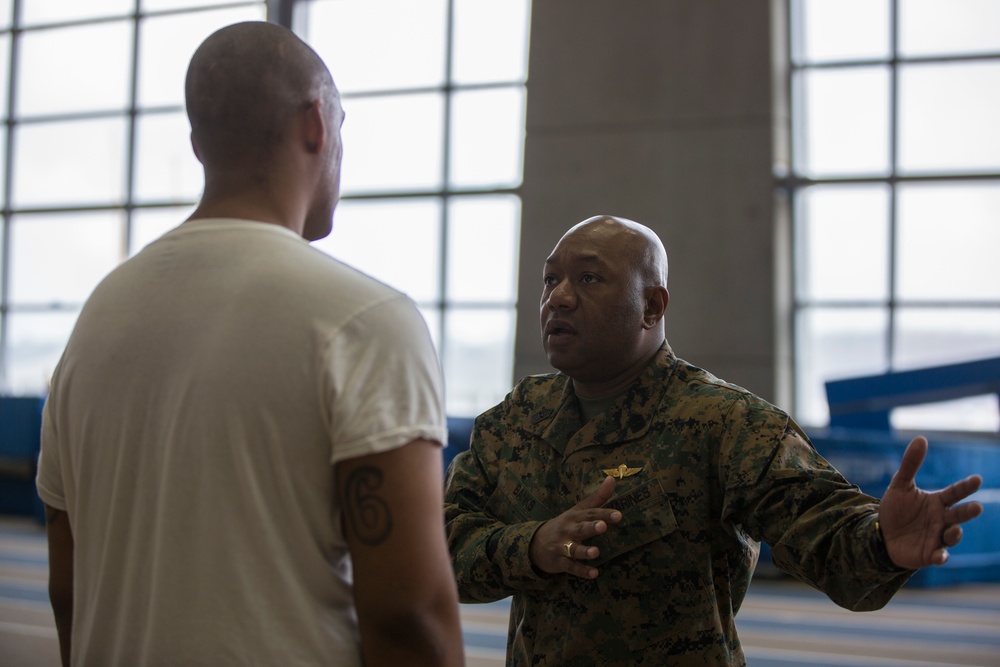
left=323, top=294, right=447, bottom=465
left=36, top=390, right=68, bottom=511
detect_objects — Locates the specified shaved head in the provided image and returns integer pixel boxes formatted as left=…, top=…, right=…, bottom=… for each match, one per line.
left=563, top=215, right=668, bottom=290
left=185, top=21, right=337, bottom=173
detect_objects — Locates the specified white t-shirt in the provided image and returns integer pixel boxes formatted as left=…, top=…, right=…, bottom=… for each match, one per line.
left=37, top=218, right=447, bottom=666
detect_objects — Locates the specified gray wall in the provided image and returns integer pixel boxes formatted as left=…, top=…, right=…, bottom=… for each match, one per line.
left=514, top=0, right=792, bottom=406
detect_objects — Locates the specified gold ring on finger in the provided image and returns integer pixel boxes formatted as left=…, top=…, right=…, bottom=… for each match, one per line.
left=563, top=541, right=574, bottom=558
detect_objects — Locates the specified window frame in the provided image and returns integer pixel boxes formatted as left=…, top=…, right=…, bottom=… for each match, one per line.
left=0, top=0, right=528, bottom=417
left=784, top=0, right=1000, bottom=428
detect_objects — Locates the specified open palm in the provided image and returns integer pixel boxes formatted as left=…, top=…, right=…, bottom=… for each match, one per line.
left=878, top=436, right=984, bottom=570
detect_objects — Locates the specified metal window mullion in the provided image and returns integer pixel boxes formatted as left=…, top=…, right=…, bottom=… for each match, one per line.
left=886, top=0, right=899, bottom=371
left=0, top=0, right=24, bottom=390
left=790, top=172, right=1000, bottom=187
left=19, top=1, right=264, bottom=32
left=268, top=0, right=294, bottom=28
left=437, top=0, right=456, bottom=363
left=795, top=51, right=1000, bottom=70
left=342, top=80, right=525, bottom=100
left=123, top=0, right=141, bottom=259
left=778, top=0, right=802, bottom=414
left=783, top=0, right=858, bottom=418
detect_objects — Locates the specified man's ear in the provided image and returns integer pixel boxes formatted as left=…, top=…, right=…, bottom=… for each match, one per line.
left=302, top=99, right=327, bottom=155
left=642, top=286, right=669, bottom=329
left=190, top=132, right=203, bottom=164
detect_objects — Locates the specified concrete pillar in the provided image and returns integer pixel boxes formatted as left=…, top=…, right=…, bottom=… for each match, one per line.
left=515, top=0, right=790, bottom=404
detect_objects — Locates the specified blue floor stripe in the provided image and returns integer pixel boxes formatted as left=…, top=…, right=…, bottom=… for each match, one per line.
left=0, top=581, right=49, bottom=603
left=735, top=615, right=1000, bottom=648
left=0, top=552, right=47, bottom=567
left=0, top=521, right=46, bottom=537
left=461, top=629, right=508, bottom=651
left=462, top=598, right=512, bottom=611
left=743, top=653, right=919, bottom=667
left=750, top=585, right=1000, bottom=613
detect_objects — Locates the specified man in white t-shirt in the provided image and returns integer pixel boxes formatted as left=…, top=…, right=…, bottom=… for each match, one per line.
left=36, top=21, right=465, bottom=667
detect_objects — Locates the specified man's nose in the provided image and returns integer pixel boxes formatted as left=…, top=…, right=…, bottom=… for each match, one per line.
left=546, top=280, right=576, bottom=310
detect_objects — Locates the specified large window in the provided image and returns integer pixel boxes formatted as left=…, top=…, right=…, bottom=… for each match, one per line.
left=789, top=0, right=1000, bottom=431
left=0, top=0, right=267, bottom=394
left=300, top=0, right=529, bottom=417
left=0, top=0, right=530, bottom=418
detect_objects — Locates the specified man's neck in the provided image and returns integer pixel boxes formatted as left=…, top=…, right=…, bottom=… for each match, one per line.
left=570, top=342, right=662, bottom=400
left=188, top=195, right=305, bottom=238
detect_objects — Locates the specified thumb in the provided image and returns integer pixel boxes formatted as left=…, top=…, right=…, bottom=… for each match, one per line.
left=574, top=475, right=616, bottom=510
left=890, top=436, right=928, bottom=489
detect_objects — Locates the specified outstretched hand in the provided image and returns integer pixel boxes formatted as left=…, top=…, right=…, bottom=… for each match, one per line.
left=879, top=436, right=983, bottom=570
left=529, top=476, right=623, bottom=579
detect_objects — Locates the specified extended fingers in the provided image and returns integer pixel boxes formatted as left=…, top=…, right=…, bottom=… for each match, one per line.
left=937, top=506, right=981, bottom=566
left=942, top=524, right=964, bottom=548
left=571, top=518, right=607, bottom=541
left=532, top=478, right=625, bottom=580
left=938, top=474, right=983, bottom=508
left=562, top=513, right=616, bottom=559
left=575, top=507, right=623, bottom=529
left=946, top=498, right=984, bottom=525
left=560, top=535, right=601, bottom=580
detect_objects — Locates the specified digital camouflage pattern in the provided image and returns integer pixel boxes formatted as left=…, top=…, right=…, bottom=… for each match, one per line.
left=444, top=343, right=913, bottom=666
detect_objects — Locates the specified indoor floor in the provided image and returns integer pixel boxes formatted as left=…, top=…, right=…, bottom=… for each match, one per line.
left=2, top=516, right=998, bottom=667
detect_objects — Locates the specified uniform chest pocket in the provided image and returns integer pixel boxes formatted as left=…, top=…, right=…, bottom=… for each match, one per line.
left=589, top=477, right=676, bottom=566
left=483, top=467, right=555, bottom=524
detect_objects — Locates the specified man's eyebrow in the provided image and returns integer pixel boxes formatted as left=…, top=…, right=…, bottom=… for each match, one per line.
left=545, top=253, right=603, bottom=266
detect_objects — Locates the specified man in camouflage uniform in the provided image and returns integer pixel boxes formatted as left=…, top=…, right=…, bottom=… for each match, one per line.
left=444, top=215, right=984, bottom=666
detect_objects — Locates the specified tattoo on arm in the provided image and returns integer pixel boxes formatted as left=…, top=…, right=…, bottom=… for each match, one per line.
left=343, top=466, right=393, bottom=546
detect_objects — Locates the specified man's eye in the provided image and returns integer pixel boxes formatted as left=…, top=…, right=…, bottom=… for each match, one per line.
left=543, top=275, right=557, bottom=286
left=581, top=274, right=597, bottom=284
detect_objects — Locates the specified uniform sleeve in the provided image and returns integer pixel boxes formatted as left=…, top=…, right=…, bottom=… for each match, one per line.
left=720, top=399, right=912, bottom=611
left=443, top=405, right=551, bottom=603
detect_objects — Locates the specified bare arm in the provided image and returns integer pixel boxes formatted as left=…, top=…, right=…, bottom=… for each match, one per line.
left=44, top=504, right=73, bottom=667
left=336, top=439, right=465, bottom=667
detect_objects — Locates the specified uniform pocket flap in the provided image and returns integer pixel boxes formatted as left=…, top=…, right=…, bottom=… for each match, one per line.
left=590, top=478, right=676, bottom=566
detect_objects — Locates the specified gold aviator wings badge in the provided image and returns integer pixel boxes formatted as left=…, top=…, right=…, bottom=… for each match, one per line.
left=603, top=463, right=642, bottom=479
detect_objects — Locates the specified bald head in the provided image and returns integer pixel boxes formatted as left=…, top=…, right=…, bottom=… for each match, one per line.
left=563, top=215, right=668, bottom=290
left=185, top=21, right=338, bottom=172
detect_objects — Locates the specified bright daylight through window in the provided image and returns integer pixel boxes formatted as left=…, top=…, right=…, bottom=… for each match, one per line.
left=789, top=0, right=1000, bottom=432
left=0, top=0, right=529, bottom=419
left=10, top=1, right=994, bottom=429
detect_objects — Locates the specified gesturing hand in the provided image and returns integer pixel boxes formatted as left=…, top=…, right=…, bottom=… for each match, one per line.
left=879, top=436, right=984, bottom=570
left=529, top=476, right=623, bottom=580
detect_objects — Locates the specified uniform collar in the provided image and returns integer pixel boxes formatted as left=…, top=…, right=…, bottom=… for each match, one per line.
left=528, top=341, right=677, bottom=456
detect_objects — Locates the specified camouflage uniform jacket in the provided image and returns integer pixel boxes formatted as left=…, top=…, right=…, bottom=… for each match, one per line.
left=444, top=343, right=912, bottom=666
